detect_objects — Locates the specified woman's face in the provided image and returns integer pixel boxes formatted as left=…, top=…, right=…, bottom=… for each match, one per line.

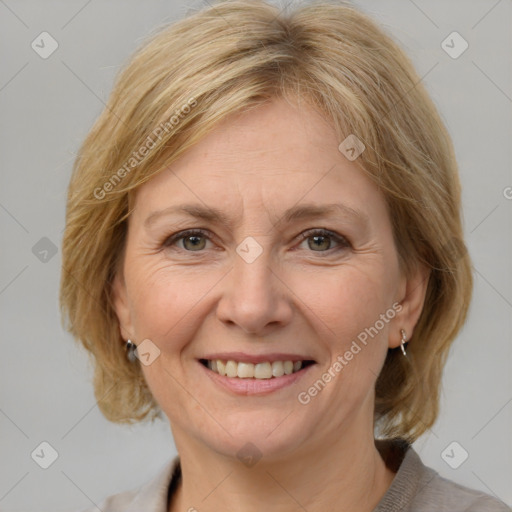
left=113, top=97, right=424, bottom=461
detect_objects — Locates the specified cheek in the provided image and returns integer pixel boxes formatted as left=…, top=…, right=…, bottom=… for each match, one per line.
left=294, top=265, right=396, bottom=405
left=125, top=259, right=182, bottom=339
left=125, top=258, right=220, bottom=343
left=294, top=263, right=395, bottom=348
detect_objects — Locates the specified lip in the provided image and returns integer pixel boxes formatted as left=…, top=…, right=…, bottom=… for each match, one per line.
left=200, top=352, right=315, bottom=364
left=198, top=359, right=316, bottom=396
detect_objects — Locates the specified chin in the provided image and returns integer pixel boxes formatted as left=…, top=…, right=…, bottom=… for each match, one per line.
left=197, top=410, right=316, bottom=464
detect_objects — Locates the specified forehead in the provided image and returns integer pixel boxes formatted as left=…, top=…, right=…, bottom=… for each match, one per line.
left=132, top=97, right=384, bottom=225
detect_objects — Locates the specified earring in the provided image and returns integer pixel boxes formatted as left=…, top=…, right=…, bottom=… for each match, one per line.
left=126, top=339, right=138, bottom=363
left=400, top=329, right=407, bottom=356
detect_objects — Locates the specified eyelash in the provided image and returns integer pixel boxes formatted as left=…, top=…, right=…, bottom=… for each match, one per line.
left=162, top=228, right=351, bottom=255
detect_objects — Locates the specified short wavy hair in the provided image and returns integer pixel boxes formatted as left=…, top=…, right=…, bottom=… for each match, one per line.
left=59, top=0, right=472, bottom=442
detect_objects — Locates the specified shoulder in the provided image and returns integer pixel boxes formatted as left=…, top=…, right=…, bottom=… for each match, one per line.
left=414, top=469, right=511, bottom=512
left=70, top=457, right=179, bottom=512
left=376, top=440, right=510, bottom=512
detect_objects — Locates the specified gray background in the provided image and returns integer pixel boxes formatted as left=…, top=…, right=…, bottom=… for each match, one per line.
left=0, top=0, right=511, bottom=510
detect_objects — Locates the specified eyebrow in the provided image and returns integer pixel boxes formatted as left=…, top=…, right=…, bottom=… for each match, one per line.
left=144, top=202, right=369, bottom=231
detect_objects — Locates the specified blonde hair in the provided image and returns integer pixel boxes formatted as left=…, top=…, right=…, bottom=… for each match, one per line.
left=59, top=0, right=472, bottom=442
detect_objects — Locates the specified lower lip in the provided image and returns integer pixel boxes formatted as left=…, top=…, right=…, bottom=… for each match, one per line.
left=199, top=361, right=315, bottom=396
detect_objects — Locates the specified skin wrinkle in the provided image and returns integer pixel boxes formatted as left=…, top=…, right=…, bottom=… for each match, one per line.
left=112, top=97, right=428, bottom=512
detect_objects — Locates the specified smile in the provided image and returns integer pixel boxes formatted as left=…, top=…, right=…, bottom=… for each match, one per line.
left=199, top=359, right=315, bottom=379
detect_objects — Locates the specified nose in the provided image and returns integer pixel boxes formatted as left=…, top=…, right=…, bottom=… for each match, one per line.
left=215, top=246, right=294, bottom=336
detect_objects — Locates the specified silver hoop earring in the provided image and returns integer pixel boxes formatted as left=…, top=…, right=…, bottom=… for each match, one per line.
left=400, top=329, right=407, bottom=356
left=126, top=339, right=138, bottom=363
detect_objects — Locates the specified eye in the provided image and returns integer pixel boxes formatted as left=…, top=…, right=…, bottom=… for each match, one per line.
left=162, top=229, right=213, bottom=252
left=296, top=228, right=351, bottom=254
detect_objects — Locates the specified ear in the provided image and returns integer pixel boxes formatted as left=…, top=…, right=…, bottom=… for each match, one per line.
left=111, top=269, right=135, bottom=343
left=389, top=262, right=430, bottom=349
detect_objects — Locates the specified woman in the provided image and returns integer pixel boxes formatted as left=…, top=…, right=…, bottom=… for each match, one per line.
left=60, top=1, right=510, bottom=511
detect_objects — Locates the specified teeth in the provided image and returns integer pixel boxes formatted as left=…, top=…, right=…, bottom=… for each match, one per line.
left=254, top=362, right=272, bottom=379
left=225, top=360, right=238, bottom=378
left=237, top=362, right=255, bottom=378
left=283, top=361, right=293, bottom=375
left=205, top=359, right=306, bottom=379
left=272, top=361, right=284, bottom=377
left=217, top=360, right=226, bottom=376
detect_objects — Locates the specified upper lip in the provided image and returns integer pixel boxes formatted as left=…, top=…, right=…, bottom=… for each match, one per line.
left=200, top=352, right=316, bottom=364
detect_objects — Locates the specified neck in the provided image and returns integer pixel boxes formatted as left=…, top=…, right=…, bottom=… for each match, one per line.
left=169, top=421, right=397, bottom=512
